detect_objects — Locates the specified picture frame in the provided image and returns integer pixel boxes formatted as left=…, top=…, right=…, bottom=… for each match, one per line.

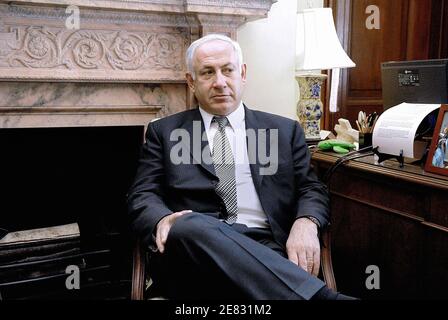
left=425, top=105, right=448, bottom=176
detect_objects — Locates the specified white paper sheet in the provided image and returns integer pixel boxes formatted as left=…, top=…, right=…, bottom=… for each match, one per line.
left=372, top=103, right=441, bottom=158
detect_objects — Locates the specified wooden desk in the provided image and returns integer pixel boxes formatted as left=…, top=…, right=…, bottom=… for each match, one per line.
left=311, top=151, right=448, bottom=299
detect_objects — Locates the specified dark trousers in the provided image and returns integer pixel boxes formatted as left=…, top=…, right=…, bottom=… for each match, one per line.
left=149, top=213, right=325, bottom=300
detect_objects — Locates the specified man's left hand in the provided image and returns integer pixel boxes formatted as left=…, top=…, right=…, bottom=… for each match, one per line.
left=286, top=218, right=320, bottom=276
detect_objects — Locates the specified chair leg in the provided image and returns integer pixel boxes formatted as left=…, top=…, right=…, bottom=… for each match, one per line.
left=131, top=239, right=146, bottom=300
left=320, top=228, right=337, bottom=291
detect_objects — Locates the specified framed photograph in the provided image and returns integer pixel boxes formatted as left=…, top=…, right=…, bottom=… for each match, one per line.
left=425, top=105, right=448, bottom=176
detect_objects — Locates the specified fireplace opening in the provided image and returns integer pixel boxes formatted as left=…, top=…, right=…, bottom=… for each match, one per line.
left=0, top=125, right=144, bottom=300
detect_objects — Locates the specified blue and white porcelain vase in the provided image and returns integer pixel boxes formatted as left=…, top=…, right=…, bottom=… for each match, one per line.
left=296, top=74, right=326, bottom=140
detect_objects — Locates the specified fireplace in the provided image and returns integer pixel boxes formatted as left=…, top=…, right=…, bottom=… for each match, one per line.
left=0, top=81, right=163, bottom=300
left=0, top=125, right=143, bottom=234
left=0, top=0, right=277, bottom=300
left=0, top=126, right=146, bottom=300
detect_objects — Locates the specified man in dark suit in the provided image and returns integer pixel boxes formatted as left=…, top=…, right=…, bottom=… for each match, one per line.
left=127, top=34, right=348, bottom=300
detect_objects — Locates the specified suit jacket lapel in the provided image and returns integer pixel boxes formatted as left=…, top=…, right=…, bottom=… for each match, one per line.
left=244, top=105, right=270, bottom=190
left=179, top=106, right=272, bottom=183
left=180, top=109, right=216, bottom=177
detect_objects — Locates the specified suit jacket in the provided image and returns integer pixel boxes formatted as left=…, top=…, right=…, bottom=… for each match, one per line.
left=127, top=105, right=329, bottom=250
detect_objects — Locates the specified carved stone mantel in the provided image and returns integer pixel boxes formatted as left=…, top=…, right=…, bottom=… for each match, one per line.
left=7, top=0, right=275, bottom=16
left=0, top=0, right=277, bottom=82
left=0, top=0, right=276, bottom=130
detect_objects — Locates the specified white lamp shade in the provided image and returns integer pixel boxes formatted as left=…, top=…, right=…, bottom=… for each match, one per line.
left=296, top=8, right=356, bottom=71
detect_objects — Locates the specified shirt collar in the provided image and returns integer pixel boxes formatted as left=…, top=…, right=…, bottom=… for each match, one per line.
left=199, top=102, right=245, bottom=132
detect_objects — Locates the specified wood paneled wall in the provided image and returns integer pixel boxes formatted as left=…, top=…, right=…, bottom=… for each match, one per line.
left=430, top=0, right=448, bottom=59
left=324, top=0, right=448, bottom=131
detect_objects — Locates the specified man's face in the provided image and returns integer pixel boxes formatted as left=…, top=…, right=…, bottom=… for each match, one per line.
left=186, top=40, right=247, bottom=116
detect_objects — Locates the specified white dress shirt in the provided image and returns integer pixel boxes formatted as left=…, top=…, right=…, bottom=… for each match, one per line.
left=199, top=103, right=270, bottom=229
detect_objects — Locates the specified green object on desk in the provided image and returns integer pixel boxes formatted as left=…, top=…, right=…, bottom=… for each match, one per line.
left=317, top=139, right=356, bottom=154
left=333, top=145, right=350, bottom=154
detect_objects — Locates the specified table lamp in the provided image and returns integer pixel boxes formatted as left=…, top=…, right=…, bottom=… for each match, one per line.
left=296, top=8, right=356, bottom=140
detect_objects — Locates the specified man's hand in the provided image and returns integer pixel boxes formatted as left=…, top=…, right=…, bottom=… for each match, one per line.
left=286, top=218, right=320, bottom=276
left=155, top=210, right=192, bottom=253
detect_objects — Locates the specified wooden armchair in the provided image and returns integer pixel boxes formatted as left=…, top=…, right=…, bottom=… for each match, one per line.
left=131, top=228, right=336, bottom=300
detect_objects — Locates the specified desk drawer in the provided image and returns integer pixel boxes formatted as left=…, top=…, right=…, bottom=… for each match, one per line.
left=430, top=191, right=448, bottom=228
left=329, top=171, right=426, bottom=220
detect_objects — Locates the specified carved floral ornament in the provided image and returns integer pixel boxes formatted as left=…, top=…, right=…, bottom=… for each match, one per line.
left=1, top=26, right=184, bottom=72
left=0, top=0, right=277, bottom=81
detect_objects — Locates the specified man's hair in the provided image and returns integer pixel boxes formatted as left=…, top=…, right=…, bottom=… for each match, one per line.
left=185, top=34, right=244, bottom=79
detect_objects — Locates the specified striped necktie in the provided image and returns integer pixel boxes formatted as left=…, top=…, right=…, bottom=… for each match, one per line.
left=212, top=116, right=238, bottom=224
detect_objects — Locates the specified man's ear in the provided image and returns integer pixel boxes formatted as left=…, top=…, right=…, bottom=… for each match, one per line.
left=241, top=63, right=247, bottom=83
left=186, top=73, right=195, bottom=92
